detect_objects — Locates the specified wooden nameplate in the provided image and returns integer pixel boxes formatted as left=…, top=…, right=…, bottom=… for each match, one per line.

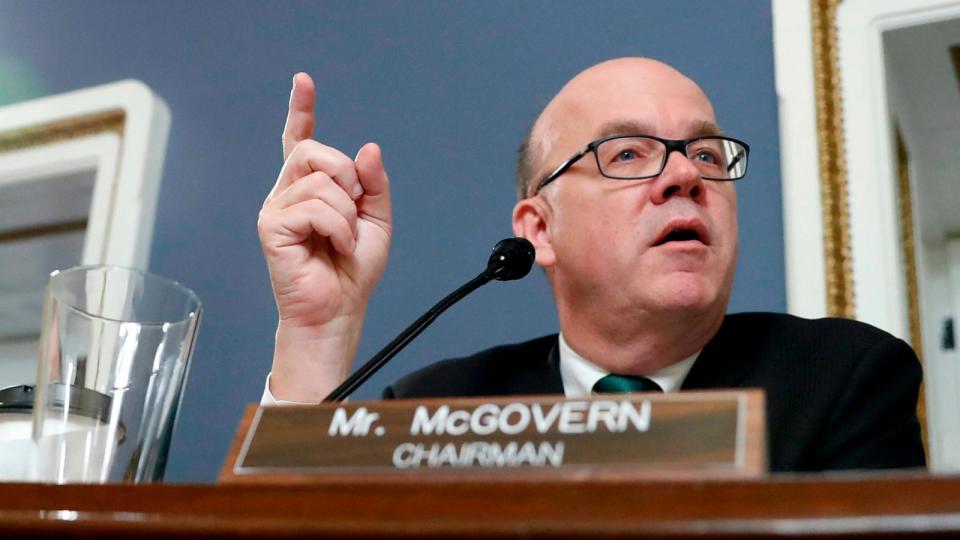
left=220, top=390, right=766, bottom=483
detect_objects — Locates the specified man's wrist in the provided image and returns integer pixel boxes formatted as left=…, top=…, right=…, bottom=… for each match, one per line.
left=270, top=318, right=364, bottom=402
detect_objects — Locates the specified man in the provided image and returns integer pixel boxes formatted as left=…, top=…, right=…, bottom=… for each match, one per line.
left=257, top=58, right=925, bottom=472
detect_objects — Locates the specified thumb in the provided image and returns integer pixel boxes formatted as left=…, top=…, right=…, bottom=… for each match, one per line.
left=355, top=142, right=392, bottom=226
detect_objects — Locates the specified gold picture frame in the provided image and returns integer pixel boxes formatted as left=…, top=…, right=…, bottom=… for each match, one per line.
left=811, top=0, right=855, bottom=320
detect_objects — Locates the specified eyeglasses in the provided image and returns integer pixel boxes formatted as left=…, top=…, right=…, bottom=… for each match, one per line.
left=532, top=134, right=750, bottom=195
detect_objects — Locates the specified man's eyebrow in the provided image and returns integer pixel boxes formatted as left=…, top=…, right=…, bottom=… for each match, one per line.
left=693, top=120, right=724, bottom=137
left=593, top=119, right=725, bottom=139
left=594, top=120, right=655, bottom=139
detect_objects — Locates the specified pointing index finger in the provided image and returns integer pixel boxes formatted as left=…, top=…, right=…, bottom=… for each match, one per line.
left=282, top=72, right=316, bottom=161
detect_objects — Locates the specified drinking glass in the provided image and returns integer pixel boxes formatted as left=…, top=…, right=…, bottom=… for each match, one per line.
left=32, top=265, right=201, bottom=483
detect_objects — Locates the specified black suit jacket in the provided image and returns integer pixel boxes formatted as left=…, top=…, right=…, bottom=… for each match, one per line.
left=384, top=312, right=926, bottom=472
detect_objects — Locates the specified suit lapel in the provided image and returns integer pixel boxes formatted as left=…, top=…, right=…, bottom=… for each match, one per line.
left=504, top=337, right=564, bottom=395
left=681, top=317, right=751, bottom=390
left=542, top=340, right=564, bottom=393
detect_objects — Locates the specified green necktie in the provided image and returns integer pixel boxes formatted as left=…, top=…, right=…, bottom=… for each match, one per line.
left=592, top=374, right=663, bottom=394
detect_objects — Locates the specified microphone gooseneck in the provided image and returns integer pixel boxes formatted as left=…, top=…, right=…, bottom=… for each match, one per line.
left=323, top=237, right=535, bottom=403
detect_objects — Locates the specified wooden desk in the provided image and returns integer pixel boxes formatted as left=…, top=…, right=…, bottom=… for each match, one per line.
left=1, top=473, right=959, bottom=538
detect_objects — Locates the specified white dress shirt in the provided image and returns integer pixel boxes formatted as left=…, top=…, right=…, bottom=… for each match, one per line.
left=558, top=333, right=698, bottom=397
left=262, top=373, right=312, bottom=405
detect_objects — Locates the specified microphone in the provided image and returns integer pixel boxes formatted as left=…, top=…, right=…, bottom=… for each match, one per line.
left=482, top=237, right=537, bottom=281
left=323, top=237, right=535, bottom=403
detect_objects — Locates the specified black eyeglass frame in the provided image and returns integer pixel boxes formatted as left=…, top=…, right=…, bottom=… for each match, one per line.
left=532, top=134, right=751, bottom=196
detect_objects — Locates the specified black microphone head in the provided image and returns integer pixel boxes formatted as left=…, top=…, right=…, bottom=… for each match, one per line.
left=485, top=237, right=535, bottom=281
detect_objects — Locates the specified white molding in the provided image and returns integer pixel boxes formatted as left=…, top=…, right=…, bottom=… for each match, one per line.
left=0, top=80, right=170, bottom=268
left=0, top=134, right=120, bottom=264
left=836, top=1, right=906, bottom=339
left=772, top=0, right=826, bottom=318
left=836, top=0, right=960, bottom=340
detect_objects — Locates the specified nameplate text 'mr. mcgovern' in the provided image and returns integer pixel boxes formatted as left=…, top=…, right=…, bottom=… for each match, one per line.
left=232, top=391, right=765, bottom=477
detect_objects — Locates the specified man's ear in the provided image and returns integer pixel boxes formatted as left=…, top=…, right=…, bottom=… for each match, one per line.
left=512, top=197, right=556, bottom=268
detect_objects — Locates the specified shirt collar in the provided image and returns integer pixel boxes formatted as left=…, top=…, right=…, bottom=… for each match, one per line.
left=558, top=332, right=699, bottom=398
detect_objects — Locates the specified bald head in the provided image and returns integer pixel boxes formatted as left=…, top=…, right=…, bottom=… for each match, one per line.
left=510, top=57, right=738, bottom=372
left=516, top=58, right=715, bottom=198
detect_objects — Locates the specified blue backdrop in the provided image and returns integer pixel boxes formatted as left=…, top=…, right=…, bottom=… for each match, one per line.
left=0, top=0, right=783, bottom=482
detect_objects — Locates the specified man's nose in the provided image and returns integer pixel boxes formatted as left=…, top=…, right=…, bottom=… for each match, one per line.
left=649, top=150, right=705, bottom=205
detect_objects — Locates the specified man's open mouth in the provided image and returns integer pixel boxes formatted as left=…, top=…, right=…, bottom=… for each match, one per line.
left=652, top=220, right=710, bottom=247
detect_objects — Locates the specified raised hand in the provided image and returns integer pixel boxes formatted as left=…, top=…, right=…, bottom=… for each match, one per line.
left=258, top=73, right=392, bottom=401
